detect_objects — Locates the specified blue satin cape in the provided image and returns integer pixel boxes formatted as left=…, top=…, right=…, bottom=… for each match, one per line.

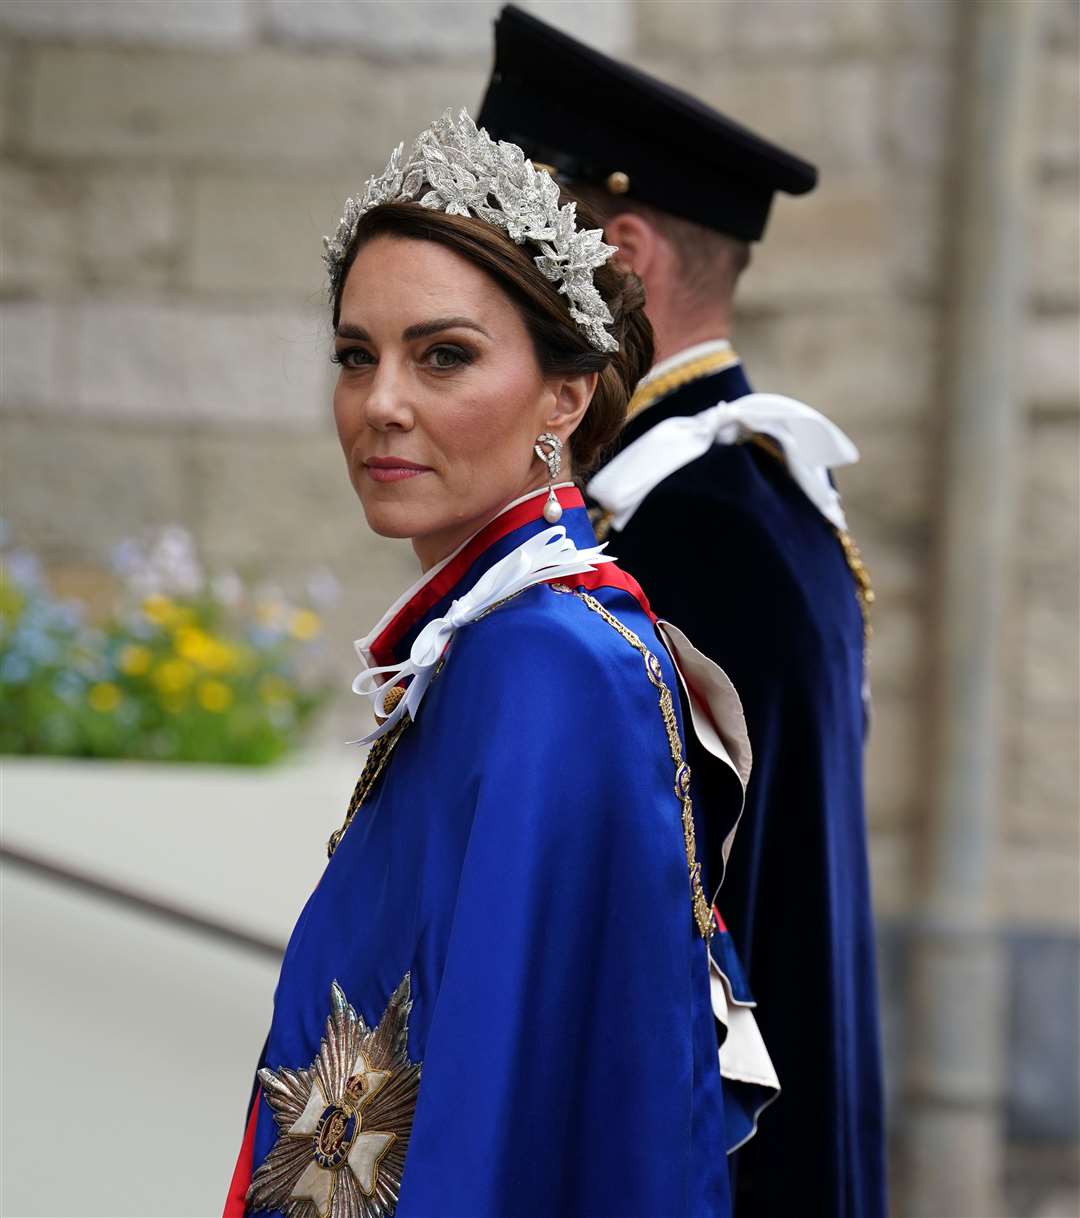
left=240, top=498, right=739, bottom=1217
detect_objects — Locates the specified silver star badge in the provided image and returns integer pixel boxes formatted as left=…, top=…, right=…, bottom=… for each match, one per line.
left=247, top=975, right=421, bottom=1218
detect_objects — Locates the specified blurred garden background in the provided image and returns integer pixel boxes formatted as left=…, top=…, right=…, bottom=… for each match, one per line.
left=1, top=2, right=1077, bottom=1215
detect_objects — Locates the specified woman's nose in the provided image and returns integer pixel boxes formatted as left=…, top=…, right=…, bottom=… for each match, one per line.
left=363, top=358, right=414, bottom=432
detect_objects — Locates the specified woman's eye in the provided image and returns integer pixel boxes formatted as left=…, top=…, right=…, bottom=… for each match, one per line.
left=331, top=347, right=374, bottom=369
left=426, top=345, right=470, bottom=370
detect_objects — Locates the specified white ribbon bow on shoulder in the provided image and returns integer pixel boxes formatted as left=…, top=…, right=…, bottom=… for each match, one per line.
left=587, top=393, right=860, bottom=533
left=351, top=525, right=613, bottom=744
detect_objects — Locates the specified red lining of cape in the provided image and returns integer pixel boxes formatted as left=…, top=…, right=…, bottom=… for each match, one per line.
left=222, top=1089, right=260, bottom=1217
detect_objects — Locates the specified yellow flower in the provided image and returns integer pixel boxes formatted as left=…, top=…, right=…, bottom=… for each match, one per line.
left=258, top=674, right=293, bottom=705
left=88, top=682, right=121, bottom=713
left=197, top=679, right=233, bottom=713
left=174, top=624, right=207, bottom=659
left=142, top=594, right=175, bottom=626
left=174, top=625, right=234, bottom=671
left=119, top=643, right=153, bottom=676
left=153, top=658, right=196, bottom=693
left=288, top=609, right=322, bottom=641
left=142, top=595, right=195, bottom=629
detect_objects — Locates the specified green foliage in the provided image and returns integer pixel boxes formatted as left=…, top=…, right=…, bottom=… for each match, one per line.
left=0, top=528, right=334, bottom=765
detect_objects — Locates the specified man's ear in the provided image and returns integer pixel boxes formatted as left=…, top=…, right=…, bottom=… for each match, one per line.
left=604, top=211, right=660, bottom=280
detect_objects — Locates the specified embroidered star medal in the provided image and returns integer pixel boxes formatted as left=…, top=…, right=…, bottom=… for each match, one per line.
left=247, top=975, right=421, bottom=1218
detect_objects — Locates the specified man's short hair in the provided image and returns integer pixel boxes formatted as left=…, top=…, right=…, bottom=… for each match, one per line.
left=570, top=184, right=752, bottom=308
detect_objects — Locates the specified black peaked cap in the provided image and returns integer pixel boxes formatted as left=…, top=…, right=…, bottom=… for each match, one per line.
left=477, top=5, right=818, bottom=242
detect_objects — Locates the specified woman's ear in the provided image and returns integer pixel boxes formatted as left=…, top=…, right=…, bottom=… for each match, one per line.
left=543, top=370, right=598, bottom=445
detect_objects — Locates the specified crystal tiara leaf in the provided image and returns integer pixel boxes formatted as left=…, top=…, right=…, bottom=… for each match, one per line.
left=322, top=108, right=620, bottom=354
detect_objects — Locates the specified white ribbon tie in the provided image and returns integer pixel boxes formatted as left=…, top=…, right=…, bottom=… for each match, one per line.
left=351, top=526, right=613, bottom=744
left=587, top=393, right=859, bottom=533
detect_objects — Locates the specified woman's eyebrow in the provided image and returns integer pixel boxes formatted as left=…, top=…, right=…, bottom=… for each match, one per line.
left=402, top=317, right=491, bottom=341
left=335, top=317, right=492, bottom=342
left=335, top=323, right=370, bottom=341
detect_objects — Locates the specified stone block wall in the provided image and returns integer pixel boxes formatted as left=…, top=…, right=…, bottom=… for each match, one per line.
left=1, top=0, right=1077, bottom=1205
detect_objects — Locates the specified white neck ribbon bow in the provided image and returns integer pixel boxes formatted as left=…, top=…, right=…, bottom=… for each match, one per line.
left=351, top=525, right=613, bottom=744
left=587, top=393, right=860, bottom=533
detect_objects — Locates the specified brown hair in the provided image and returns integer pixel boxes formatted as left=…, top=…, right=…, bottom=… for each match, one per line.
left=330, top=193, right=653, bottom=475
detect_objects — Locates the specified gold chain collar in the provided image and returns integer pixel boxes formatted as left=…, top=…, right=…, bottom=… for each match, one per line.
left=552, top=584, right=715, bottom=940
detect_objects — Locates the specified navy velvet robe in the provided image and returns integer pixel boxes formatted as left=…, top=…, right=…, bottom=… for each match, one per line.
left=601, top=361, right=887, bottom=1218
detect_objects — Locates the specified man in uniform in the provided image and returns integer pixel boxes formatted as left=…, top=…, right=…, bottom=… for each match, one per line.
left=479, top=9, right=887, bottom=1218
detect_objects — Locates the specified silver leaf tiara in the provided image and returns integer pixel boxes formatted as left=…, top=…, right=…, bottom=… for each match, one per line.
left=322, top=108, right=620, bottom=354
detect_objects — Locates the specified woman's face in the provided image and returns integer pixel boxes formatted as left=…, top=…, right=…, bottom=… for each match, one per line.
left=332, top=234, right=593, bottom=570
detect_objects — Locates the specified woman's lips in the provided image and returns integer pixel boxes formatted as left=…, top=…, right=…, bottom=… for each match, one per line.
left=364, top=457, right=433, bottom=483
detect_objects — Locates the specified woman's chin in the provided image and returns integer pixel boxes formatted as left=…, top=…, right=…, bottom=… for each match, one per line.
left=357, top=482, right=527, bottom=554
left=359, top=487, right=456, bottom=543
left=354, top=480, right=426, bottom=540
left=359, top=502, right=424, bottom=541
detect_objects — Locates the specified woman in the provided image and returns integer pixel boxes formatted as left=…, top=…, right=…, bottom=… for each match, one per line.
left=224, top=110, right=774, bottom=1218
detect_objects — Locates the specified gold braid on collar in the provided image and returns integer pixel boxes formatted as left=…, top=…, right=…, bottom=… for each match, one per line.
left=625, top=347, right=742, bottom=424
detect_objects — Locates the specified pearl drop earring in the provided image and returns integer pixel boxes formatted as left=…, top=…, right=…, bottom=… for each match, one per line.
left=534, top=432, right=564, bottom=523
